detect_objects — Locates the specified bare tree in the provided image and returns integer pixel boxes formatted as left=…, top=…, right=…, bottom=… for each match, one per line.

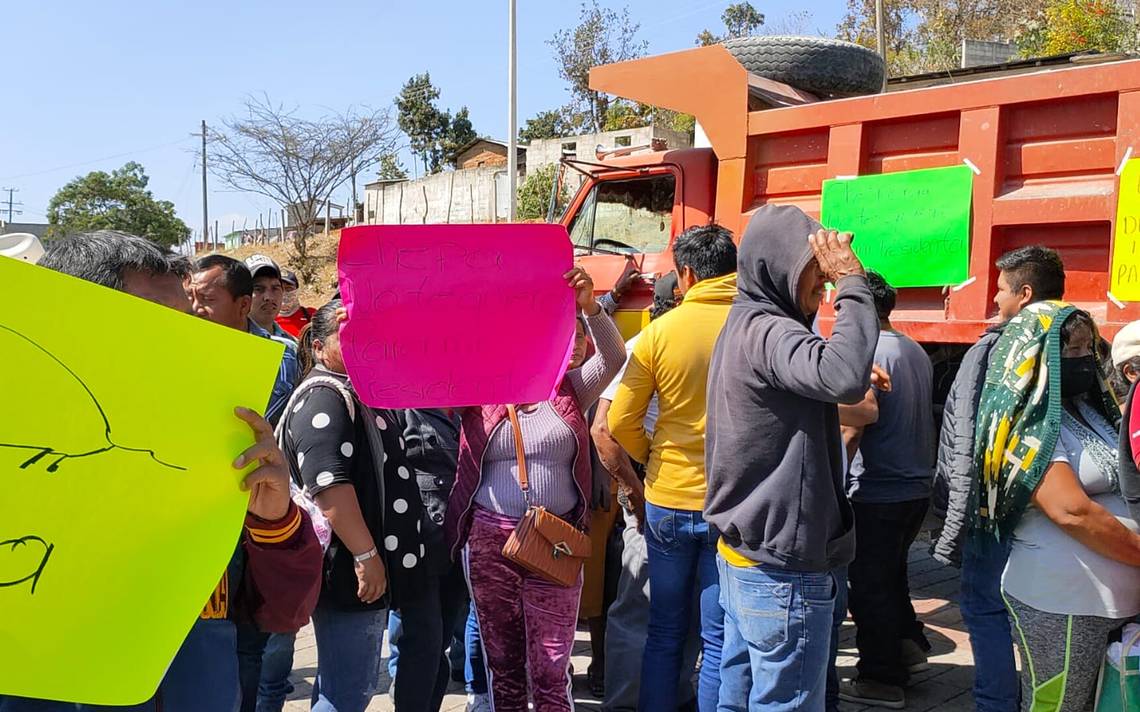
left=210, top=95, right=400, bottom=279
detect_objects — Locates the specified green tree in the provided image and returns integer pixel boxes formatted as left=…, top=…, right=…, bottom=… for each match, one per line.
left=1016, top=0, right=1137, bottom=56
left=695, top=29, right=721, bottom=46
left=838, top=0, right=1053, bottom=74
left=519, top=108, right=582, bottom=142
left=603, top=101, right=696, bottom=136
left=46, top=162, right=189, bottom=247
left=696, top=2, right=765, bottom=45
left=549, top=1, right=648, bottom=134
left=376, top=153, right=408, bottom=180
left=395, top=73, right=449, bottom=175
left=517, top=164, right=568, bottom=221
left=441, top=107, right=478, bottom=168
left=723, top=2, right=766, bottom=38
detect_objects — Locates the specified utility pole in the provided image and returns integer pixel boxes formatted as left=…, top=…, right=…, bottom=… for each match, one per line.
left=875, top=0, right=887, bottom=92
left=507, top=0, right=518, bottom=221
left=200, top=120, right=210, bottom=249
left=1, top=187, right=22, bottom=223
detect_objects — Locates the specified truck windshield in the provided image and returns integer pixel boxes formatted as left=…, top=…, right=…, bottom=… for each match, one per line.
left=567, top=174, right=675, bottom=254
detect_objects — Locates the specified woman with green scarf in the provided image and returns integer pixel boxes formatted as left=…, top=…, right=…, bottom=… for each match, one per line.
left=974, top=301, right=1140, bottom=712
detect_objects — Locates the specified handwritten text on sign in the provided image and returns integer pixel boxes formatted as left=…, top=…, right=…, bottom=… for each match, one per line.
left=821, top=165, right=973, bottom=288
left=338, top=224, right=577, bottom=408
left=0, top=257, right=283, bottom=705
left=1111, top=159, right=1140, bottom=301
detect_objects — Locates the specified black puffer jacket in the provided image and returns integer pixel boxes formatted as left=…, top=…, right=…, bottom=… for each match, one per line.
left=930, top=324, right=1004, bottom=567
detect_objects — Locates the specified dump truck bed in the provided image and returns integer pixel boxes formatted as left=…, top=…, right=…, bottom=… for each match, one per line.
left=590, top=46, right=1140, bottom=342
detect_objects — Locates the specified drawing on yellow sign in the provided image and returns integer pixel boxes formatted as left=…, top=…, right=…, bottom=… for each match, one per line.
left=0, top=324, right=186, bottom=474
left=1110, top=158, right=1140, bottom=301
left=0, top=255, right=283, bottom=706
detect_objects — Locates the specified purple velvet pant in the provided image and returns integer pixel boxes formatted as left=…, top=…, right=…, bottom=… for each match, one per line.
left=463, top=508, right=583, bottom=712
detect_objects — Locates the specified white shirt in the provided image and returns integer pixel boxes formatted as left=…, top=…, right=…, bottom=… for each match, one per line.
left=1003, top=408, right=1140, bottom=618
left=601, top=334, right=659, bottom=435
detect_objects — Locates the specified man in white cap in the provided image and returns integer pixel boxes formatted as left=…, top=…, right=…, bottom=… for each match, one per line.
left=0, top=233, right=45, bottom=264
left=245, top=254, right=295, bottom=344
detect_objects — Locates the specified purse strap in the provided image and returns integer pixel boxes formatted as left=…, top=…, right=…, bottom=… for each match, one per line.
left=506, top=405, right=532, bottom=505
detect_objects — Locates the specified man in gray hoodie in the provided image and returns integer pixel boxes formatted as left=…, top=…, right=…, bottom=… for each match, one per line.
left=705, top=205, right=878, bottom=711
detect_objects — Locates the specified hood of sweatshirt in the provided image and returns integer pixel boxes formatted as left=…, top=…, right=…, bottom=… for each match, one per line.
left=681, top=272, right=738, bottom=306
left=735, top=204, right=823, bottom=328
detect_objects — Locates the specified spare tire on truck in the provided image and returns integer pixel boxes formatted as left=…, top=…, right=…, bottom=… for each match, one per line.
left=723, top=36, right=886, bottom=98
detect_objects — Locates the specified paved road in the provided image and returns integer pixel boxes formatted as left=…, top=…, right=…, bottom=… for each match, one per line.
left=284, top=535, right=979, bottom=711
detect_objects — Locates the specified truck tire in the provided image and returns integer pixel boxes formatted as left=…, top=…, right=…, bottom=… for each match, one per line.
left=723, top=36, right=886, bottom=97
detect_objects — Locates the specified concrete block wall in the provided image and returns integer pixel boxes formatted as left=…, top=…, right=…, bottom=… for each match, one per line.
left=363, top=166, right=518, bottom=225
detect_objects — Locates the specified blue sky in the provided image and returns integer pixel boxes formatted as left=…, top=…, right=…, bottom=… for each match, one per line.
left=0, top=0, right=843, bottom=239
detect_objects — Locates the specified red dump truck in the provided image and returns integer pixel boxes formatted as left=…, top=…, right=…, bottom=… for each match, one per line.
left=558, top=41, right=1140, bottom=349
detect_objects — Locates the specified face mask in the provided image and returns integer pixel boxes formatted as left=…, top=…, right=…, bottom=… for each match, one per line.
left=1059, top=355, right=1099, bottom=399
left=280, top=290, right=300, bottom=315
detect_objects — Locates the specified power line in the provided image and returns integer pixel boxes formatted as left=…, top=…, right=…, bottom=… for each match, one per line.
left=0, top=138, right=193, bottom=182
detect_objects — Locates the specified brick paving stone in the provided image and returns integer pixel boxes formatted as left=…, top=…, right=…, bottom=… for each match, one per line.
left=280, top=541, right=980, bottom=710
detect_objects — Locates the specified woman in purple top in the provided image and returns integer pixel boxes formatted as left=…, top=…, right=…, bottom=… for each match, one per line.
left=444, top=267, right=626, bottom=712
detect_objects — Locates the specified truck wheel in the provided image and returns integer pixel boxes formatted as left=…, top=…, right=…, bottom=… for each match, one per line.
left=723, top=36, right=886, bottom=97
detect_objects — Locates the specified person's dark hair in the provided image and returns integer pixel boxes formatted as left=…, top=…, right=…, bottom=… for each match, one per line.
left=39, top=230, right=178, bottom=291
left=298, top=300, right=342, bottom=378
left=672, top=224, right=737, bottom=282
left=650, top=272, right=681, bottom=320
left=995, top=245, right=1065, bottom=302
left=866, top=271, right=897, bottom=320
left=167, top=254, right=193, bottom=280
left=193, top=254, right=253, bottom=299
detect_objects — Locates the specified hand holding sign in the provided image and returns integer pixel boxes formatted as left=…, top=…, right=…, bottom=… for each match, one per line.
left=566, top=267, right=600, bottom=315
left=0, top=257, right=284, bottom=705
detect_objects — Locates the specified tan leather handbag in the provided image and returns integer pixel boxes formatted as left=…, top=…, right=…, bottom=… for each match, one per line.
left=500, top=405, right=592, bottom=587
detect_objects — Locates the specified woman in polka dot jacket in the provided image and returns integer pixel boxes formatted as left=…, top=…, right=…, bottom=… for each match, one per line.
left=279, top=300, right=430, bottom=712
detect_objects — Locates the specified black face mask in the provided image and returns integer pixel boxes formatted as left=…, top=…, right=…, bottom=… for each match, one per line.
left=1060, top=355, right=1100, bottom=399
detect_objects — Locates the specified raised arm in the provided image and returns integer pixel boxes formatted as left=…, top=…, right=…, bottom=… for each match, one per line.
left=564, top=267, right=627, bottom=407
left=762, top=278, right=878, bottom=404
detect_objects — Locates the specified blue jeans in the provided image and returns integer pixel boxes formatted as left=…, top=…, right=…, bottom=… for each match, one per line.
left=961, top=533, right=1018, bottom=712
left=465, top=605, right=488, bottom=695
left=256, top=633, right=296, bottom=712
left=717, top=557, right=837, bottom=712
left=310, top=606, right=387, bottom=712
left=826, top=567, right=849, bottom=712
left=640, top=503, right=724, bottom=712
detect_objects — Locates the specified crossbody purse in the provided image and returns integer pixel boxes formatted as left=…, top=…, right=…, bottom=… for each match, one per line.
left=499, top=405, right=591, bottom=587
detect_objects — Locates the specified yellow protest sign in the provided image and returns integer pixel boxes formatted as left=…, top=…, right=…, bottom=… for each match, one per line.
left=1110, top=158, right=1140, bottom=301
left=0, top=256, right=284, bottom=705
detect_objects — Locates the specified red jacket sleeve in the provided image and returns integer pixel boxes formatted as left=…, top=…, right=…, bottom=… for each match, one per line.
left=241, top=502, right=323, bottom=633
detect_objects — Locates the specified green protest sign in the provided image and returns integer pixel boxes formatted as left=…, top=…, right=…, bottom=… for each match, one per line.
left=821, top=165, right=973, bottom=287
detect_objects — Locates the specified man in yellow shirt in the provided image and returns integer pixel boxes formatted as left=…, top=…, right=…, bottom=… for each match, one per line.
left=608, top=224, right=737, bottom=712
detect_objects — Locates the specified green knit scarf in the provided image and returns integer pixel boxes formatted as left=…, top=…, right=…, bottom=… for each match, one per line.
left=972, top=301, right=1118, bottom=539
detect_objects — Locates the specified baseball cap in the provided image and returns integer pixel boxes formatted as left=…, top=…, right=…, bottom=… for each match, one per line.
left=654, top=272, right=680, bottom=304
left=1112, top=320, right=1140, bottom=368
left=281, top=270, right=299, bottom=288
left=0, top=233, right=45, bottom=264
left=245, top=254, right=281, bottom=280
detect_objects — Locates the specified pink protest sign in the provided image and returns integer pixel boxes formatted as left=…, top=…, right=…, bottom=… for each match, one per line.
left=337, top=224, right=577, bottom=408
